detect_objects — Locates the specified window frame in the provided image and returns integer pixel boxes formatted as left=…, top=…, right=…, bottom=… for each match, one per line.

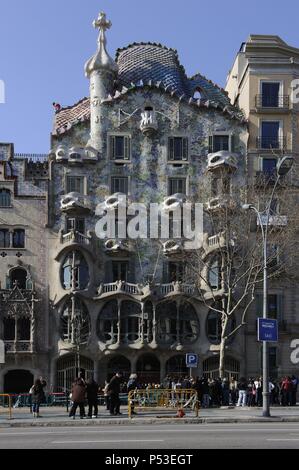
left=168, top=177, right=187, bottom=196
left=209, top=132, right=235, bottom=153
left=168, top=136, right=189, bottom=162
left=260, top=80, right=283, bottom=108
left=108, top=133, right=132, bottom=162
left=66, top=176, right=85, bottom=195
left=110, top=176, right=129, bottom=195
left=0, top=188, right=12, bottom=208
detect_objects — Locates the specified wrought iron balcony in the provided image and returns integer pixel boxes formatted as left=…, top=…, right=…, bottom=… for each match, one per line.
left=255, top=95, right=289, bottom=110
left=256, top=137, right=286, bottom=150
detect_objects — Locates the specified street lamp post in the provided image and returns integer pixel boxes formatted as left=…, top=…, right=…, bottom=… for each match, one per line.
left=243, top=156, right=294, bottom=418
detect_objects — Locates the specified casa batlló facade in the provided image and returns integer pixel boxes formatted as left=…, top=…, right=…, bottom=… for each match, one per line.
left=0, top=13, right=297, bottom=393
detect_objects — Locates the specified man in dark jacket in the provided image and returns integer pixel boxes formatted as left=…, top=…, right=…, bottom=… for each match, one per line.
left=86, top=377, right=99, bottom=418
left=107, top=372, right=122, bottom=416
left=69, top=377, right=86, bottom=419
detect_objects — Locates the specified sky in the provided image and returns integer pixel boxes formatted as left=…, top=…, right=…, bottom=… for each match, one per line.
left=1, top=0, right=299, bottom=153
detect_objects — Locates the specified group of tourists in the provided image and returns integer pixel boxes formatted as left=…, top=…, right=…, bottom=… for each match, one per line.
left=188, top=375, right=299, bottom=408
left=25, top=372, right=298, bottom=418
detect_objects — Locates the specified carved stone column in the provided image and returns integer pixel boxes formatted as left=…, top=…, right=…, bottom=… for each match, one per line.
left=117, top=298, right=121, bottom=345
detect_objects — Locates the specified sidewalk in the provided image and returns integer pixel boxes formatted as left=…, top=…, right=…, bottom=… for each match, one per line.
left=1, top=406, right=299, bottom=427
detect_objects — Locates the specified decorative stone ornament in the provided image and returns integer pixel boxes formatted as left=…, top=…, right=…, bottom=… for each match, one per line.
left=85, top=12, right=118, bottom=77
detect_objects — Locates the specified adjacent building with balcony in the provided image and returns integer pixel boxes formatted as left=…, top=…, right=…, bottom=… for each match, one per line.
left=0, top=144, right=49, bottom=392
left=226, top=35, right=299, bottom=379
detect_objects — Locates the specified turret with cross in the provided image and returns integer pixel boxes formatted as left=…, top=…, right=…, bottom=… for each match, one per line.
left=85, top=11, right=118, bottom=153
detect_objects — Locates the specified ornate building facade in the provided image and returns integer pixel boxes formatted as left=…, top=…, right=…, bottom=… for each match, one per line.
left=0, top=14, right=297, bottom=394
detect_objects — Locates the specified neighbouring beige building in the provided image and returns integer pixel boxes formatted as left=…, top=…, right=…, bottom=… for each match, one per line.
left=226, top=35, right=299, bottom=379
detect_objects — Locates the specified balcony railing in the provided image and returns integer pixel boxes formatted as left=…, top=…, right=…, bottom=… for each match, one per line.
left=158, top=283, right=196, bottom=296
left=100, top=282, right=142, bottom=296
left=98, top=281, right=197, bottom=298
left=14, top=153, right=49, bottom=162
left=255, top=95, right=289, bottom=109
left=5, top=341, right=33, bottom=353
left=256, top=137, right=286, bottom=150
left=60, top=230, right=91, bottom=246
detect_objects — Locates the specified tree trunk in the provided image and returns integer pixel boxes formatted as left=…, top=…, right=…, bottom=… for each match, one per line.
left=219, top=335, right=227, bottom=379
left=219, top=315, right=229, bottom=379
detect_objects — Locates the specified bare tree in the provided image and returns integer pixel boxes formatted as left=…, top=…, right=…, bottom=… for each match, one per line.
left=185, top=168, right=298, bottom=378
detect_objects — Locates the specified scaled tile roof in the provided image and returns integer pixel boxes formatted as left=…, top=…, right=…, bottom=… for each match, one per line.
left=53, top=43, right=244, bottom=136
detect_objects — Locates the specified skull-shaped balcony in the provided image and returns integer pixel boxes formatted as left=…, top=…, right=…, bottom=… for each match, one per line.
left=60, top=193, right=92, bottom=216
left=207, top=151, right=238, bottom=176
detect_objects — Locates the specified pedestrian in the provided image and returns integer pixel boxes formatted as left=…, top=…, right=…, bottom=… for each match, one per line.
left=236, top=377, right=247, bottom=407
left=103, top=380, right=110, bottom=411
left=31, top=377, right=47, bottom=418
left=69, top=376, right=86, bottom=420
left=291, top=375, right=298, bottom=406
left=86, top=376, right=99, bottom=418
left=107, top=371, right=123, bottom=416
left=127, top=373, right=138, bottom=415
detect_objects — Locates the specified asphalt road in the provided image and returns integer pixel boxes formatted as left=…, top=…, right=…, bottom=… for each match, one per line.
left=1, top=423, right=299, bottom=449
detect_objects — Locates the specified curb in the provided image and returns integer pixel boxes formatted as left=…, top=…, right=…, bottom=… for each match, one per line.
left=2, top=416, right=299, bottom=427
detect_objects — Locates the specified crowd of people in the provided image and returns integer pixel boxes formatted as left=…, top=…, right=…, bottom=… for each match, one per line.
left=26, top=373, right=299, bottom=419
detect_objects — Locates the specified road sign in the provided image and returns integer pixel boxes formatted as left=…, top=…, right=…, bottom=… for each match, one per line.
left=257, top=318, right=278, bottom=342
left=186, top=353, right=198, bottom=368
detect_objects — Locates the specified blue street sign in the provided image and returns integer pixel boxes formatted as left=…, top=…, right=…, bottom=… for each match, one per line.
left=186, top=353, right=198, bottom=368
left=257, top=318, right=278, bottom=342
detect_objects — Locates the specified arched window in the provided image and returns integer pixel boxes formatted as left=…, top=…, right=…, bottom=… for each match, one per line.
left=208, top=257, right=221, bottom=290
left=60, top=298, right=90, bottom=345
left=0, top=189, right=11, bottom=207
left=10, top=268, right=27, bottom=289
left=13, top=229, right=25, bottom=249
left=206, top=310, right=222, bottom=344
left=0, top=229, right=10, bottom=248
left=157, top=301, right=199, bottom=345
left=97, top=300, right=118, bottom=344
left=157, top=301, right=177, bottom=345
left=179, top=302, right=200, bottom=343
left=120, top=301, right=142, bottom=343
left=206, top=307, right=236, bottom=345
left=60, top=250, right=89, bottom=290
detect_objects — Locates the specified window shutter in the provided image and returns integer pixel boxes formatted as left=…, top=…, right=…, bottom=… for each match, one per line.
left=209, top=136, right=213, bottom=153
left=168, top=138, right=174, bottom=160
left=124, top=136, right=131, bottom=160
left=182, top=138, right=189, bottom=160
left=231, top=135, right=235, bottom=152
left=110, top=136, right=115, bottom=160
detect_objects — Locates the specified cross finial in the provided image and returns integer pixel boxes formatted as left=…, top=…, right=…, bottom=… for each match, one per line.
left=93, top=12, right=112, bottom=42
